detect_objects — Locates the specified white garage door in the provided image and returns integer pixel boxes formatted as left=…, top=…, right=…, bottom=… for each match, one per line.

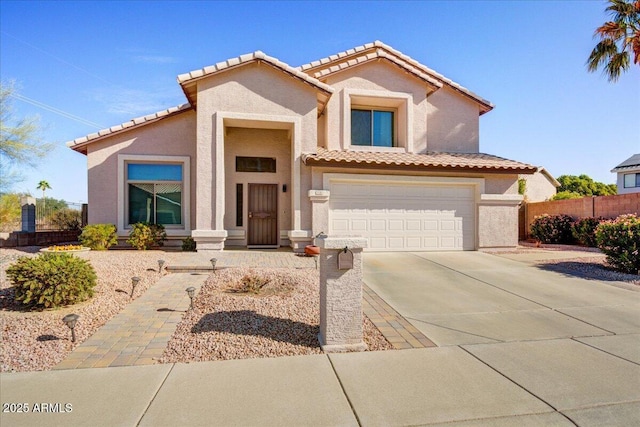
left=329, top=180, right=475, bottom=251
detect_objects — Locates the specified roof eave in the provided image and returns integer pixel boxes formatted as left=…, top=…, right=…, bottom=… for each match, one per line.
left=303, top=157, right=537, bottom=174
left=66, top=104, right=193, bottom=154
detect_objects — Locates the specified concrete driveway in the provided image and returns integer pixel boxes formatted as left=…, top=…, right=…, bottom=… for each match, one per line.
left=363, top=251, right=640, bottom=347
left=362, top=251, right=640, bottom=424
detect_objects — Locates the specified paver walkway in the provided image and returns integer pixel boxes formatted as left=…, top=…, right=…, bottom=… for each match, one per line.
left=54, top=273, right=208, bottom=370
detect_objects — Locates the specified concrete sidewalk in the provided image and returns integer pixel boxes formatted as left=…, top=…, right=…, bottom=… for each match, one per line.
left=2, top=343, right=639, bottom=426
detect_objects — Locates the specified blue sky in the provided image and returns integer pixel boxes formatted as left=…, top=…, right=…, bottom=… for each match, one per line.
left=1, top=0, right=638, bottom=203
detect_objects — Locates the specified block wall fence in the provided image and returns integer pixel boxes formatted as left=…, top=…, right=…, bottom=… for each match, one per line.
left=520, top=193, right=640, bottom=240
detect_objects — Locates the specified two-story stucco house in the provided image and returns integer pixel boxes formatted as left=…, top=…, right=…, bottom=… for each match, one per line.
left=67, top=41, right=538, bottom=252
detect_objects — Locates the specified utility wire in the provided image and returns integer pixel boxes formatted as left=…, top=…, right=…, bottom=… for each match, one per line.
left=10, top=93, right=106, bottom=129
left=1, top=30, right=117, bottom=86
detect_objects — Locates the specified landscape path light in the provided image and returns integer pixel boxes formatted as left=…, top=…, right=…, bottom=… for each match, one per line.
left=62, top=313, right=79, bottom=343
left=131, top=276, right=141, bottom=299
left=186, top=286, right=196, bottom=309
left=158, top=259, right=165, bottom=275
left=210, top=258, right=217, bottom=273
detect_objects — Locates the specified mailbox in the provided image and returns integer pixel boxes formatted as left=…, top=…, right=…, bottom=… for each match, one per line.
left=337, top=247, right=354, bottom=270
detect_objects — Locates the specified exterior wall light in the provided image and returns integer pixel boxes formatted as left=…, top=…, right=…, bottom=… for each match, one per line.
left=185, top=286, right=196, bottom=309
left=62, top=313, right=79, bottom=342
left=131, top=276, right=141, bottom=299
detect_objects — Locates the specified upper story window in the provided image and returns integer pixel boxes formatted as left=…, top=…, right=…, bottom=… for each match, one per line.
left=624, top=173, right=640, bottom=188
left=351, top=109, right=395, bottom=147
left=236, top=156, right=276, bottom=173
left=127, top=163, right=183, bottom=226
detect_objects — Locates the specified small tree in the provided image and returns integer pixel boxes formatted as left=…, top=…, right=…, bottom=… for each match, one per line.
left=0, top=81, right=55, bottom=192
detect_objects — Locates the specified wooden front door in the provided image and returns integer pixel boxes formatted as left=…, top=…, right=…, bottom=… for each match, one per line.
left=248, top=184, right=278, bottom=247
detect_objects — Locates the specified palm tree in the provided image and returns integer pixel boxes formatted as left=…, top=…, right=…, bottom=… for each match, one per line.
left=37, top=180, right=51, bottom=210
left=587, top=0, right=640, bottom=82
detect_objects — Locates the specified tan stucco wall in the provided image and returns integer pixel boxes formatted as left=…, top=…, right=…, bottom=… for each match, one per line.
left=478, top=204, right=520, bottom=248
left=86, top=111, right=197, bottom=232
left=322, top=61, right=429, bottom=153
left=426, top=87, right=480, bottom=153
left=485, top=175, right=519, bottom=195
left=194, top=63, right=319, bottom=238
left=223, top=128, right=291, bottom=246
left=521, top=171, right=557, bottom=202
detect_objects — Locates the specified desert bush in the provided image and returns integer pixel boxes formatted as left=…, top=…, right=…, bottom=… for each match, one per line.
left=127, top=222, right=167, bottom=250
left=182, top=236, right=196, bottom=252
left=50, top=208, right=82, bottom=230
left=0, top=193, right=22, bottom=232
left=6, top=253, right=97, bottom=309
left=595, top=214, right=640, bottom=274
left=572, top=217, right=604, bottom=247
left=530, top=214, right=575, bottom=244
left=79, top=224, right=118, bottom=250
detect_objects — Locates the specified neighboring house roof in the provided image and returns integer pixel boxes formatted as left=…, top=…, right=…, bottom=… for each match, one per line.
left=177, top=51, right=334, bottom=113
left=302, top=148, right=537, bottom=173
left=298, top=41, right=494, bottom=115
left=536, top=167, right=560, bottom=187
left=66, top=104, right=193, bottom=154
left=611, top=153, right=640, bottom=172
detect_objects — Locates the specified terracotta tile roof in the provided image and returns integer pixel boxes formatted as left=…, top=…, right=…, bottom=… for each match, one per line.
left=298, top=41, right=494, bottom=114
left=66, top=103, right=192, bottom=153
left=311, top=49, right=442, bottom=92
left=302, top=148, right=537, bottom=173
left=177, top=51, right=334, bottom=110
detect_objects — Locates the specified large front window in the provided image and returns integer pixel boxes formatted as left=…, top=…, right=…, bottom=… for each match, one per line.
left=351, top=109, right=394, bottom=147
left=127, top=163, right=183, bottom=226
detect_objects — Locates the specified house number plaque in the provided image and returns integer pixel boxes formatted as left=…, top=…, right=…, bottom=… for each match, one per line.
left=338, top=247, right=354, bottom=270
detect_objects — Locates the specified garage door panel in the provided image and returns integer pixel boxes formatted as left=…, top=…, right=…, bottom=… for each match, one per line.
left=330, top=181, right=475, bottom=251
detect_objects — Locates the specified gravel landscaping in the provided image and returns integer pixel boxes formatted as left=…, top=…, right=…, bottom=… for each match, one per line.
left=1, top=248, right=164, bottom=372
left=535, top=256, right=640, bottom=287
left=1, top=248, right=390, bottom=372
left=161, top=268, right=391, bottom=364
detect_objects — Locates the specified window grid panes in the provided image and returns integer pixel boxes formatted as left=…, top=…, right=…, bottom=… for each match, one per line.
left=351, top=109, right=394, bottom=147
left=127, top=163, right=183, bottom=226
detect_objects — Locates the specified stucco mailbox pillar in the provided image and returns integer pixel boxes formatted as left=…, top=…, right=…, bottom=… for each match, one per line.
left=317, top=235, right=367, bottom=352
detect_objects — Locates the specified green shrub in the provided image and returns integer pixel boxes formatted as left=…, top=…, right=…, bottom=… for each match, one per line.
left=80, top=224, right=118, bottom=250
left=182, top=236, right=196, bottom=252
left=127, top=222, right=167, bottom=250
left=50, top=208, right=82, bottom=231
left=572, top=217, right=604, bottom=247
left=530, top=214, right=575, bottom=244
left=595, top=214, right=640, bottom=274
left=6, top=253, right=97, bottom=309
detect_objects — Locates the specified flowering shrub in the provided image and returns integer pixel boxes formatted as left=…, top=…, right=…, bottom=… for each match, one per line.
left=530, top=214, right=575, bottom=244
left=127, top=222, right=167, bottom=250
left=572, top=217, right=604, bottom=247
left=595, top=214, right=640, bottom=274
left=46, top=245, right=84, bottom=251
